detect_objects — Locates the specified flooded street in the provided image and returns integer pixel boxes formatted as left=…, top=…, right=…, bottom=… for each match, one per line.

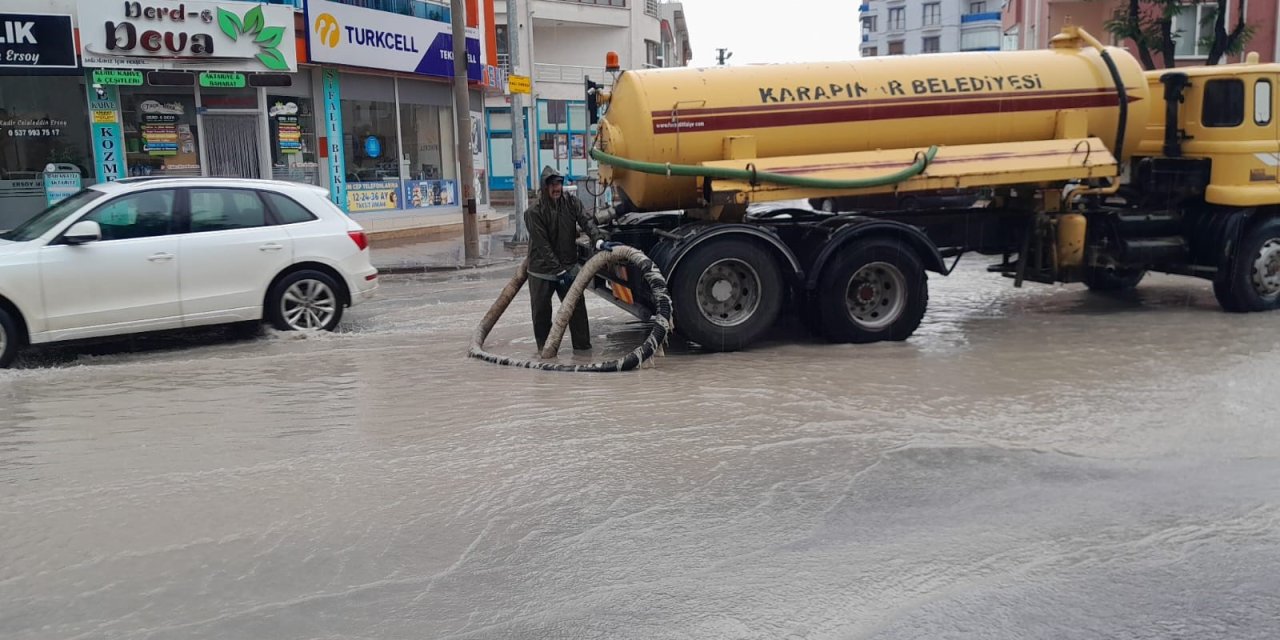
left=3, top=259, right=1279, bottom=639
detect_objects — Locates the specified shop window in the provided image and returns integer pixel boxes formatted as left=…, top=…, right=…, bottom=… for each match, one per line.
left=120, top=90, right=200, bottom=178
left=1202, top=79, right=1244, bottom=128
left=0, top=76, right=96, bottom=229
left=188, top=189, right=269, bottom=232
left=268, top=96, right=320, bottom=186
left=342, top=98, right=401, bottom=183
left=81, top=190, right=176, bottom=241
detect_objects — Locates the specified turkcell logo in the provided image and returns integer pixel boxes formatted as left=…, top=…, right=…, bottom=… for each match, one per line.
left=345, top=26, right=418, bottom=52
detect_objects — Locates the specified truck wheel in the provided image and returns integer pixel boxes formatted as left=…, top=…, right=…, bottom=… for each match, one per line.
left=0, top=307, right=19, bottom=369
left=1213, top=217, right=1280, bottom=312
left=1082, top=266, right=1146, bottom=292
left=818, top=237, right=928, bottom=343
left=670, top=238, right=784, bottom=351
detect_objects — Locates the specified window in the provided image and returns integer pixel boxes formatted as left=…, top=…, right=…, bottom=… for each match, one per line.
left=80, top=190, right=176, bottom=241
left=923, top=3, right=941, bottom=26
left=187, top=189, right=269, bottom=232
left=645, top=40, right=660, bottom=67
left=0, top=76, right=97, bottom=231
left=888, top=40, right=905, bottom=55
left=863, top=46, right=878, bottom=57
left=1, top=190, right=105, bottom=243
left=888, top=7, right=905, bottom=30
left=120, top=90, right=201, bottom=178
left=1173, top=2, right=1221, bottom=59
left=263, top=192, right=318, bottom=225
left=1202, top=79, right=1244, bottom=127
left=862, top=16, right=877, bottom=33
left=1255, top=80, right=1272, bottom=126
left=268, top=95, right=320, bottom=187
left=969, top=1, right=986, bottom=13
left=495, top=25, right=509, bottom=60
left=922, top=36, right=941, bottom=53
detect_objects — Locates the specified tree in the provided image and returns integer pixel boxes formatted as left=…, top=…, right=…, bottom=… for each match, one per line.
left=1104, top=0, right=1254, bottom=70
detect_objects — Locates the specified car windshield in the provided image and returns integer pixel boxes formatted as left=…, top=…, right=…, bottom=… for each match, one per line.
left=0, top=189, right=106, bottom=242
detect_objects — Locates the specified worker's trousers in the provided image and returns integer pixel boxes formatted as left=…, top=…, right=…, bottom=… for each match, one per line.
left=529, top=276, right=592, bottom=352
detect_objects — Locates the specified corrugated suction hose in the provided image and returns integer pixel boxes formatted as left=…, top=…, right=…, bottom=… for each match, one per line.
left=469, top=245, right=673, bottom=372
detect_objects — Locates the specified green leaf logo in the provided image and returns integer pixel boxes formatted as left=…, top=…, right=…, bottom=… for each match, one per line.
left=255, top=26, right=285, bottom=49
left=244, top=6, right=265, bottom=35
left=256, top=48, right=288, bottom=71
left=216, top=8, right=243, bottom=40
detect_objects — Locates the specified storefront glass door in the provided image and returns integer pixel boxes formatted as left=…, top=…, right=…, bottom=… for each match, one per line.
left=203, top=115, right=261, bottom=179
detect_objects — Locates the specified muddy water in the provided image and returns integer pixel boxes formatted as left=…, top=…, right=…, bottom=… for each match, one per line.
left=2, top=260, right=1279, bottom=639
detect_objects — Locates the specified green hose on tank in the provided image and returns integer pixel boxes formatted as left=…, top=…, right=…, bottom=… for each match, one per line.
left=590, top=145, right=939, bottom=189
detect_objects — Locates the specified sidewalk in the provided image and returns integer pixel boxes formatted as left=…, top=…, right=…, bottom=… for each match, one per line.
left=369, top=230, right=526, bottom=272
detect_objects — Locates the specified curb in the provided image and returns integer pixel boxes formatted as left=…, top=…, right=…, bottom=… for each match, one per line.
left=375, top=257, right=520, bottom=274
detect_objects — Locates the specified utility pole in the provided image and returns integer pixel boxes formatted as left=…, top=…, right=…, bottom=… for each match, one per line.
left=507, top=0, right=530, bottom=243
left=452, top=0, right=480, bottom=263
left=716, top=48, right=733, bottom=65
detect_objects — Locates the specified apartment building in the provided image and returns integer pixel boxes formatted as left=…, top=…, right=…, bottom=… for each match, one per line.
left=860, top=0, right=1002, bottom=57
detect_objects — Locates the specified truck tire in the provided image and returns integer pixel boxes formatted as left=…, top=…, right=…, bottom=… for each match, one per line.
left=670, top=238, right=784, bottom=351
left=0, top=306, right=20, bottom=368
left=1082, top=266, right=1146, bottom=292
left=1213, top=217, right=1280, bottom=313
left=817, top=237, right=928, bottom=343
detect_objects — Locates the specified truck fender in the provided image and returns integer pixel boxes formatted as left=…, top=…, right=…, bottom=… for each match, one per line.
left=661, top=223, right=805, bottom=283
left=805, top=218, right=948, bottom=291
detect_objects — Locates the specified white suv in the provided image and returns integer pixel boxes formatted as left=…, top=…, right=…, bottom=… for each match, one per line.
left=0, top=178, right=378, bottom=367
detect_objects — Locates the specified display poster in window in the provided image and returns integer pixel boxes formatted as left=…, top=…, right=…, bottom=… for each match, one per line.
left=271, top=101, right=303, bottom=156
left=42, top=164, right=82, bottom=206
left=347, top=181, right=399, bottom=212
left=404, top=180, right=456, bottom=208
left=571, top=134, right=585, bottom=159
left=141, top=113, right=178, bottom=156
left=554, top=134, right=568, bottom=160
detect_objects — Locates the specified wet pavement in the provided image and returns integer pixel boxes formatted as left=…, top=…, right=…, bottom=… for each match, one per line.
left=3, top=259, right=1279, bottom=639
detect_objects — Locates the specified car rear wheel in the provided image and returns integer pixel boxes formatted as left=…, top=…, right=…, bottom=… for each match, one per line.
left=266, top=270, right=344, bottom=332
left=0, top=307, right=19, bottom=368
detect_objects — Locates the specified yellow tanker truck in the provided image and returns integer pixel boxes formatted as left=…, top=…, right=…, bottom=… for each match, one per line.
left=578, top=27, right=1280, bottom=351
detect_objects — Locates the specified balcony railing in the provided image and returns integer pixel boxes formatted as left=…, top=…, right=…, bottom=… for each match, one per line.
left=960, top=11, right=1001, bottom=24
left=543, top=0, right=628, bottom=7
left=535, top=62, right=607, bottom=84
left=333, top=0, right=452, bottom=22
left=498, top=53, right=512, bottom=73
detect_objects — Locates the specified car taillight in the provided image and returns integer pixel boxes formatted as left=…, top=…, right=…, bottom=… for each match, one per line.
left=348, top=230, right=369, bottom=251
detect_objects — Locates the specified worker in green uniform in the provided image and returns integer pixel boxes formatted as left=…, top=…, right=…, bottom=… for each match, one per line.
left=525, top=167, right=618, bottom=353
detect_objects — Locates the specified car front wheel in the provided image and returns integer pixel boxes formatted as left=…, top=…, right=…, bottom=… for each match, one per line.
left=266, top=270, right=345, bottom=332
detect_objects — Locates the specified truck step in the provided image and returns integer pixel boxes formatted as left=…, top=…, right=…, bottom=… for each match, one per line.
left=1116, top=214, right=1182, bottom=238
left=1121, top=236, right=1188, bottom=264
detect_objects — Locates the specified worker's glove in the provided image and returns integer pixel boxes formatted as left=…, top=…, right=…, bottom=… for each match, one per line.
left=556, top=271, right=575, bottom=288
left=595, top=240, right=623, bottom=252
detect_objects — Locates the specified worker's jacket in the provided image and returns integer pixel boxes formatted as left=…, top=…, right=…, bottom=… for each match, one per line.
left=524, top=192, right=603, bottom=281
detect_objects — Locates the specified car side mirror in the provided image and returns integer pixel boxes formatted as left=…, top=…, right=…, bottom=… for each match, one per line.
left=63, top=220, right=102, bottom=245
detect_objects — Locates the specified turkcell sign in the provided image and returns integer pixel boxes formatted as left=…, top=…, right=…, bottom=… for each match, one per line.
left=305, top=0, right=480, bottom=82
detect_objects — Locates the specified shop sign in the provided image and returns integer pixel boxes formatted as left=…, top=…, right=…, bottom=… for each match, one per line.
left=347, top=181, right=399, bottom=212
left=321, top=68, right=347, bottom=209
left=0, top=13, right=77, bottom=69
left=508, top=74, right=530, bottom=95
left=305, top=0, right=480, bottom=82
left=85, top=79, right=127, bottom=182
left=93, top=69, right=144, bottom=85
left=78, top=1, right=298, bottom=72
left=198, top=71, right=244, bottom=88
left=42, top=164, right=82, bottom=206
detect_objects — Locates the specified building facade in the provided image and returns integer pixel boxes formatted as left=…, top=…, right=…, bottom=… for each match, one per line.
left=1001, top=0, right=1278, bottom=66
left=0, top=0, right=502, bottom=232
left=483, top=0, right=692, bottom=195
left=860, top=0, right=1001, bottom=57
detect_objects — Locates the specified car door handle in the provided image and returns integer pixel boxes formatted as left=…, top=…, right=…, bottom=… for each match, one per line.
left=259, top=243, right=284, bottom=252
left=147, top=252, right=175, bottom=262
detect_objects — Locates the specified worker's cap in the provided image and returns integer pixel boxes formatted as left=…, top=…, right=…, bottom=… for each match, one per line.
left=541, top=166, right=565, bottom=185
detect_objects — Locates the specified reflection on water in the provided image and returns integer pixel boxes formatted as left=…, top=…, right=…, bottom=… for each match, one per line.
left=2, top=258, right=1278, bottom=639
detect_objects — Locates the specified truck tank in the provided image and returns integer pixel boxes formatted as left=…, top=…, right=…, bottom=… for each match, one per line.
left=598, top=44, right=1151, bottom=211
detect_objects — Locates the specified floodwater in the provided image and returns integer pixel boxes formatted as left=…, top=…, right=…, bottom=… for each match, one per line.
left=2, top=259, right=1279, bottom=639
